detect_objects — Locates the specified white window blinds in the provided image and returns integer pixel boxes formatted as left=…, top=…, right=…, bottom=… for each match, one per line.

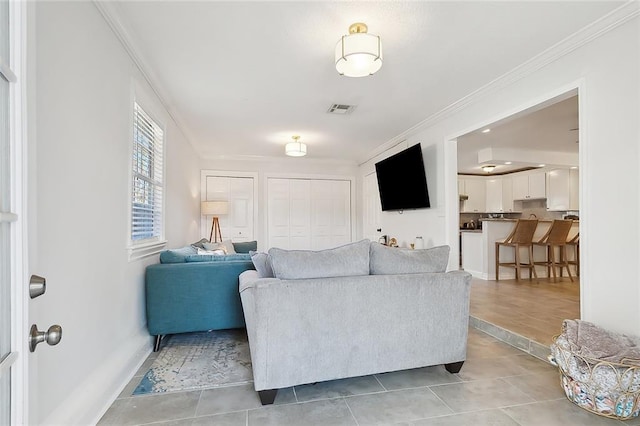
left=131, top=102, right=164, bottom=243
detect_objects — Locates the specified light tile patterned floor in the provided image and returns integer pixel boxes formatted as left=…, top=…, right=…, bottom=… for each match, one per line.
left=99, top=327, right=637, bottom=426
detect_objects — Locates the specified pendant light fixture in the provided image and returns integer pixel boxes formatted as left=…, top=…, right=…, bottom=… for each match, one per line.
left=285, top=135, right=307, bottom=157
left=335, top=22, right=382, bottom=77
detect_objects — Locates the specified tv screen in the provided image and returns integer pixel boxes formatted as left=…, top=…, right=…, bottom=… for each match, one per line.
left=375, top=144, right=431, bottom=211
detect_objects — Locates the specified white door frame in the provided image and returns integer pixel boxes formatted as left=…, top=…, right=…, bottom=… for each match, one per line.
left=1, top=1, right=28, bottom=424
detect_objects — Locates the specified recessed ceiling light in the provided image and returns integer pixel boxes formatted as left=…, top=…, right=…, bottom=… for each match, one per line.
left=538, top=164, right=546, bottom=167
left=481, top=128, right=491, bottom=133
left=570, top=166, right=578, bottom=169
left=504, top=161, right=512, bottom=165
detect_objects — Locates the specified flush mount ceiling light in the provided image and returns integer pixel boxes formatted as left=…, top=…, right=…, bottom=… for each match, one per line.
left=285, top=135, right=307, bottom=157
left=482, top=165, right=496, bottom=173
left=335, top=22, right=382, bottom=77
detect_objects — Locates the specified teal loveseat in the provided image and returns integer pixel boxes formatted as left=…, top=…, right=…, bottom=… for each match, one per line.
left=145, top=241, right=256, bottom=351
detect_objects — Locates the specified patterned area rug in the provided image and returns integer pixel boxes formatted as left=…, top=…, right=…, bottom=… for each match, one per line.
left=133, top=329, right=253, bottom=395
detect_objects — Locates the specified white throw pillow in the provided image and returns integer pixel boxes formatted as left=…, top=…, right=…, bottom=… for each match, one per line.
left=197, top=247, right=225, bottom=256
left=203, top=240, right=236, bottom=254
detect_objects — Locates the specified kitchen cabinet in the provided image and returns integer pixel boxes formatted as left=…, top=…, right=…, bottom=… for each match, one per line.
left=512, top=171, right=546, bottom=200
left=546, top=168, right=579, bottom=211
left=485, top=177, right=515, bottom=212
left=569, top=168, right=579, bottom=210
left=459, top=177, right=486, bottom=212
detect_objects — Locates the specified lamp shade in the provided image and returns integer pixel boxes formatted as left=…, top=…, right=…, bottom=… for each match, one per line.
left=335, top=23, right=382, bottom=77
left=201, top=200, right=228, bottom=216
left=285, top=135, right=307, bottom=157
left=285, top=142, right=307, bottom=157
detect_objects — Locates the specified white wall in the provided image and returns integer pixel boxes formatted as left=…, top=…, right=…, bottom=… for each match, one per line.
left=27, top=2, right=201, bottom=424
left=359, top=10, right=640, bottom=336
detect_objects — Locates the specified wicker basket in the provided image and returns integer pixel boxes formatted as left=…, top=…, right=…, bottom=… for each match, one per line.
left=550, top=333, right=640, bottom=420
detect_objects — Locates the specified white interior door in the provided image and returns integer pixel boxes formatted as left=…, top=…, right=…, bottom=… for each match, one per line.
left=202, top=173, right=256, bottom=242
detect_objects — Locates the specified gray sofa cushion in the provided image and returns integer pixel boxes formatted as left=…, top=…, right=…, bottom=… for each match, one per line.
left=370, top=243, right=450, bottom=274
left=250, top=251, right=275, bottom=278
left=268, top=239, right=370, bottom=280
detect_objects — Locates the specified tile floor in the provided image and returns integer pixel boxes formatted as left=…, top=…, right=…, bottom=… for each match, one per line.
left=98, top=327, right=639, bottom=426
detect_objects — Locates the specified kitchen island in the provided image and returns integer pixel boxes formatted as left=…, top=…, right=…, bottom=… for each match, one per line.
left=461, top=219, right=579, bottom=280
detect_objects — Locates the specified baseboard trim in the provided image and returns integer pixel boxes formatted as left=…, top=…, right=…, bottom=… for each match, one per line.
left=43, top=334, right=153, bottom=425
left=469, top=316, right=552, bottom=363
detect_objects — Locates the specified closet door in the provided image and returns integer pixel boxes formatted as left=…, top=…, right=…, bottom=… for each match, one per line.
left=289, top=180, right=311, bottom=249
left=311, top=180, right=350, bottom=249
left=267, top=178, right=291, bottom=249
left=267, top=177, right=351, bottom=250
left=363, top=173, right=382, bottom=242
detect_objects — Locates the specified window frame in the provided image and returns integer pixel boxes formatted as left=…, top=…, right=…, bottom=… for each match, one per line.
left=127, top=96, right=166, bottom=261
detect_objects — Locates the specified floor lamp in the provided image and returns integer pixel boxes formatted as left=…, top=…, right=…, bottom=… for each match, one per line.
left=201, top=200, right=228, bottom=243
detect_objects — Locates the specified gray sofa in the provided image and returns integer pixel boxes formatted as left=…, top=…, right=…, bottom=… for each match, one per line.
left=239, top=239, right=472, bottom=404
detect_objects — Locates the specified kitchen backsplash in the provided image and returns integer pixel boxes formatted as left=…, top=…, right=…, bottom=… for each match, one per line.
left=460, top=199, right=577, bottom=228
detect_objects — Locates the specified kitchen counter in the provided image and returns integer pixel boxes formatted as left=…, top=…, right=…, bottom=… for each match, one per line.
left=480, top=218, right=579, bottom=223
left=461, top=219, right=579, bottom=280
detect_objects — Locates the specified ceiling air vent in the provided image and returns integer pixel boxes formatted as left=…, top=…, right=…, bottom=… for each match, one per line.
left=327, top=104, right=356, bottom=115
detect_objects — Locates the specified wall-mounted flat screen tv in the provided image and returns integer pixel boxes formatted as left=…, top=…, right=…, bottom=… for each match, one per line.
left=375, top=144, right=431, bottom=211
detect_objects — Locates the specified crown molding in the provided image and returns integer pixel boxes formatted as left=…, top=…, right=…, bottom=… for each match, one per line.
left=93, top=1, right=202, bottom=157
left=201, top=152, right=359, bottom=167
left=360, top=0, right=640, bottom=165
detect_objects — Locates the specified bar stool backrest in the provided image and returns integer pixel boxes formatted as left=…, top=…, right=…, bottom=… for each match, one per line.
left=538, top=219, right=573, bottom=244
left=504, top=219, right=538, bottom=244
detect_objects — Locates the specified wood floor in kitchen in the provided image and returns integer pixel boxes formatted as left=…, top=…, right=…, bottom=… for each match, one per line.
left=469, top=276, right=580, bottom=347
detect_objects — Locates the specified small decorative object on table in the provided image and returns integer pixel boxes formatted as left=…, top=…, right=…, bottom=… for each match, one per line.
left=414, top=236, right=424, bottom=249
left=549, top=319, right=640, bottom=420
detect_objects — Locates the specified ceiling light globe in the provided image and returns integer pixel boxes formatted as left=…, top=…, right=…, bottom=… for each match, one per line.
left=285, top=142, right=307, bottom=157
left=335, top=31, right=383, bottom=77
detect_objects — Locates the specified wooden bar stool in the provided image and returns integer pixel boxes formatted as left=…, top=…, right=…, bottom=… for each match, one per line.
left=566, top=232, right=580, bottom=277
left=533, top=219, right=574, bottom=282
left=495, top=219, right=539, bottom=281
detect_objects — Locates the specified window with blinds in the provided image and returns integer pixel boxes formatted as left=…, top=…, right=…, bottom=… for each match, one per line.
left=130, top=102, right=164, bottom=244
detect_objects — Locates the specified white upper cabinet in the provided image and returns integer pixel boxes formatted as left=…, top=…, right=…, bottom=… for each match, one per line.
left=484, top=176, right=515, bottom=213
left=459, top=177, right=486, bottom=212
left=546, top=168, right=579, bottom=211
left=546, top=169, right=570, bottom=210
left=485, top=178, right=503, bottom=212
left=569, top=168, right=579, bottom=210
left=512, top=171, right=546, bottom=200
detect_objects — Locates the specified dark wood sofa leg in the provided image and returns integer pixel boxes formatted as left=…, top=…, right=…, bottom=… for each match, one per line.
left=153, top=335, right=163, bottom=352
left=444, top=361, right=464, bottom=374
left=258, top=389, right=278, bottom=405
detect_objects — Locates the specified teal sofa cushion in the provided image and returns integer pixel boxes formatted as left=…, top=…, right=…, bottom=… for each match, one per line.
left=233, top=240, right=258, bottom=253
left=159, top=245, right=198, bottom=264
left=185, top=253, right=252, bottom=263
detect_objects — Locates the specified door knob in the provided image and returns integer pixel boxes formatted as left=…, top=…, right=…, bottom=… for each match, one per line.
left=29, top=324, right=62, bottom=352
